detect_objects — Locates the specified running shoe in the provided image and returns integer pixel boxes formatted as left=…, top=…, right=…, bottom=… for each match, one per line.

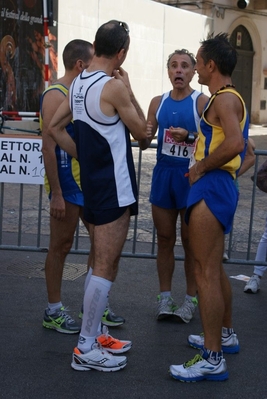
left=101, top=305, right=125, bottom=327
left=169, top=353, right=229, bottom=382
left=79, top=304, right=125, bottom=327
left=244, top=274, right=261, bottom=294
left=71, top=344, right=127, bottom=372
left=43, top=306, right=80, bottom=334
left=173, top=297, right=198, bottom=323
left=97, top=325, right=132, bottom=354
left=156, top=295, right=177, bottom=320
left=188, top=332, right=240, bottom=354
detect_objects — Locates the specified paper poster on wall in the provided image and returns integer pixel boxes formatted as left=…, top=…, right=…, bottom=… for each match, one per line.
left=0, top=0, right=58, bottom=112
left=0, top=136, right=44, bottom=184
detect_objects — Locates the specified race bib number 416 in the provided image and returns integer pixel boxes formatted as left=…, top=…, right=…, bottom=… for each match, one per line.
left=161, top=129, right=195, bottom=159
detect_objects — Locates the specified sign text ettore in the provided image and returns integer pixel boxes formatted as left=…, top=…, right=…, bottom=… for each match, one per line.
left=0, top=136, right=44, bottom=184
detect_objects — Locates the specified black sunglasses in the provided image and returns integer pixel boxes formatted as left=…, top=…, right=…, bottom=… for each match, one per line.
left=109, top=20, right=130, bottom=52
left=109, top=20, right=130, bottom=34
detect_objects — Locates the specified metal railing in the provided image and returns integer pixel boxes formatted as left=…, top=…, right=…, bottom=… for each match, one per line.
left=0, top=143, right=267, bottom=267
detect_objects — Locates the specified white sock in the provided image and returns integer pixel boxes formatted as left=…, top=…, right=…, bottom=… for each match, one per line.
left=160, top=291, right=171, bottom=298
left=78, top=275, right=112, bottom=352
left=96, top=322, right=102, bottom=336
left=47, top=301, right=62, bottom=314
left=222, top=327, right=234, bottom=337
left=84, top=267, right=93, bottom=292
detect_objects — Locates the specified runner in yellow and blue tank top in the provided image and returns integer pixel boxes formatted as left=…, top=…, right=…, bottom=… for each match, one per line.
left=170, top=33, right=249, bottom=383
left=185, top=86, right=249, bottom=233
left=40, top=83, right=83, bottom=206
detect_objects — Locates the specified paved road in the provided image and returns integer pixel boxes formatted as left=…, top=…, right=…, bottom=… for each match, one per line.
left=1, top=125, right=267, bottom=399
left=1, top=249, right=267, bottom=399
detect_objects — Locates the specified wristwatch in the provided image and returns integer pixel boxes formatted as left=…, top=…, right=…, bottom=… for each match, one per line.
left=185, top=131, right=195, bottom=144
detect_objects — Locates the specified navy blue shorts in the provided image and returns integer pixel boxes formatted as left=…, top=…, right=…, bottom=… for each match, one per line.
left=185, top=169, right=238, bottom=234
left=149, top=163, right=190, bottom=209
left=83, top=202, right=138, bottom=226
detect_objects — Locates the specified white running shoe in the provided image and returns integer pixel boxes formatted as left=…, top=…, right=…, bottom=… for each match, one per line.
left=173, top=297, right=198, bottom=323
left=71, top=344, right=127, bottom=372
left=156, top=295, right=177, bottom=320
left=169, top=354, right=229, bottom=382
left=188, top=332, right=240, bottom=354
left=244, top=274, right=260, bottom=294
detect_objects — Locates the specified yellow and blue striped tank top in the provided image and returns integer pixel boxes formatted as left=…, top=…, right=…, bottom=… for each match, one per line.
left=40, top=83, right=82, bottom=199
left=195, top=87, right=249, bottom=179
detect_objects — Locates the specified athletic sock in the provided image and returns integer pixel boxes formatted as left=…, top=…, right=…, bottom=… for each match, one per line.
left=252, top=273, right=261, bottom=279
left=47, top=301, right=63, bottom=315
left=84, top=267, right=93, bottom=291
left=202, top=348, right=223, bottom=365
left=160, top=291, right=171, bottom=297
left=222, top=327, right=234, bottom=337
left=78, top=275, right=112, bottom=353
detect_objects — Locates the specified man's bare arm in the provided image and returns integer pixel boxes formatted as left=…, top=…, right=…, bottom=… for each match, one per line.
left=238, top=137, right=256, bottom=177
left=107, top=68, right=149, bottom=142
left=139, top=96, right=160, bottom=150
left=42, top=89, right=71, bottom=220
left=47, top=95, right=77, bottom=159
left=42, top=90, right=64, bottom=197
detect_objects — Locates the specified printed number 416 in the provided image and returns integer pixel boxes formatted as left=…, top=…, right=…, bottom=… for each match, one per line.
left=170, top=145, right=189, bottom=157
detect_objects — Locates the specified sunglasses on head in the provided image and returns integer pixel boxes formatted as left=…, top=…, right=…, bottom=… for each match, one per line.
left=109, top=20, right=130, bottom=34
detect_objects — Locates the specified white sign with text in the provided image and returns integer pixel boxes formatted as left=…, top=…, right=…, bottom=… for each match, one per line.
left=0, top=136, right=44, bottom=184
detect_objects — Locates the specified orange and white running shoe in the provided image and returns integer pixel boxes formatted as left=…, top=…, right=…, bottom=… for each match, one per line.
left=97, top=326, right=132, bottom=354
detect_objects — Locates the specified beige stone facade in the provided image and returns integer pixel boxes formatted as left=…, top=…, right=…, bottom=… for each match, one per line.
left=55, top=0, right=267, bottom=124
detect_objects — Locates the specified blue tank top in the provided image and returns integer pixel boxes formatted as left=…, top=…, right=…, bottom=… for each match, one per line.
left=156, top=90, right=203, bottom=166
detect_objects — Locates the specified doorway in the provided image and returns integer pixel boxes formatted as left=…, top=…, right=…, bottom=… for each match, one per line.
left=230, top=26, right=254, bottom=119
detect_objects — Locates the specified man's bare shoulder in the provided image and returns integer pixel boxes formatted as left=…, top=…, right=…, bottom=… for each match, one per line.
left=104, top=77, right=125, bottom=91
left=199, top=92, right=209, bottom=102
left=43, top=86, right=66, bottom=108
left=102, top=77, right=129, bottom=102
left=149, top=95, right=162, bottom=110
left=197, top=93, right=209, bottom=114
left=151, top=94, right=162, bottom=104
left=213, top=91, right=243, bottom=114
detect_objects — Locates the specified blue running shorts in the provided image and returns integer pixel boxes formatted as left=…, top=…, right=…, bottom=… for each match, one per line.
left=49, top=191, right=84, bottom=207
left=185, top=169, right=239, bottom=234
left=150, top=162, right=190, bottom=209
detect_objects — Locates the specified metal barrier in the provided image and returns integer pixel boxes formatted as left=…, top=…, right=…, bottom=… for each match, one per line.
left=0, top=143, right=267, bottom=267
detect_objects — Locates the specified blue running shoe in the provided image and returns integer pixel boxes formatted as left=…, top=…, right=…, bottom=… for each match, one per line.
left=188, top=332, right=240, bottom=354
left=169, top=353, right=229, bottom=382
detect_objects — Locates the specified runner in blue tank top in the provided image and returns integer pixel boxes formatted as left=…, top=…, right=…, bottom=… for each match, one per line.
left=139, top=49, right=208, bottom=324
